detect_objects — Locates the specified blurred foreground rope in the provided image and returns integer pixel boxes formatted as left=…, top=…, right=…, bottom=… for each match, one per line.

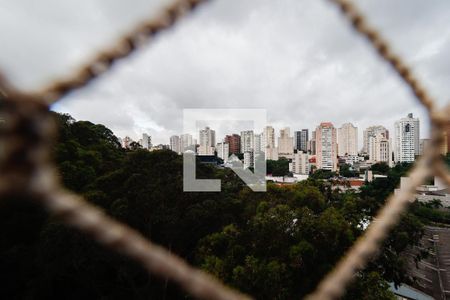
left=0, top=0, right=449, bottom=299
left=0, top=0, right=251, bottom=299
left=1, top=0, right=210, bottom=105
left=305, top=1, right=450, bottom=299
left=0, top=93, right=252, bottom=300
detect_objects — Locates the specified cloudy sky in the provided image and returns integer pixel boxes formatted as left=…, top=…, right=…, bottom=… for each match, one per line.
left=1, top=0, right=449, bottom=146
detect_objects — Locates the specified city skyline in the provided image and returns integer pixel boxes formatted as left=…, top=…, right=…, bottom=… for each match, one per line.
left=149, top=113, right=449, bottom=174
left=124, top=116, right=410, bottom=153
left=127, top=113, right=444, bottom=167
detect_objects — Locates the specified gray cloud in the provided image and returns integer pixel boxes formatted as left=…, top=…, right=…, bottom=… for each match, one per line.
left=0, top=0, right=448, bottom=145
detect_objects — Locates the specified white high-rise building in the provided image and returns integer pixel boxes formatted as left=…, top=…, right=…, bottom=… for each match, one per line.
left=170, top=135, right=181, bottom=154
left=395, top=113, right=420, bottom=163
left=198, top=127, right=216, bottom=156
left=338, top=123, right=358, bottom=156
left=315, top=122, right=338, bottom=171
left=363, top=126, right=389, bottom=154
left=292, top=152, right=310, bottom=175
left=240, top=130, right=254, bottom=153
left=216, top=142, right=230, bottom=162
left=142, top=133, right=152, bottom=149
left=278, top=127, right=294, bottom=159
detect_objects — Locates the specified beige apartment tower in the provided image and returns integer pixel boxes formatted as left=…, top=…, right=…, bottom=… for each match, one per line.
left=337, top=123, right=358, bottom=156
left=315, top=122, right=338, bottom=172
left=278, top=127, right=294, bottom=159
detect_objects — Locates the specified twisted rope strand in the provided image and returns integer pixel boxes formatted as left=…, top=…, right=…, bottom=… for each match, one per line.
left=29, top=0, right=210, bottom=105
left=330, top=0, right=436, bottom=114
left=0, top=96, right=251, bottom=300
left=36, top=169, right=252, bottom=300
left=305, top=1, right=450, bottom=299
left=306, top=160, right=431, bottom=299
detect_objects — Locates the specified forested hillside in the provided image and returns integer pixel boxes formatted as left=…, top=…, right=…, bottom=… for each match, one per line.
left=0, top=113, right=431, bottom=299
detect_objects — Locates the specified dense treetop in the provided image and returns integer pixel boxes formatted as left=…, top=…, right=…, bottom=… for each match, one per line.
left=2, top=113, right=448, bottom=299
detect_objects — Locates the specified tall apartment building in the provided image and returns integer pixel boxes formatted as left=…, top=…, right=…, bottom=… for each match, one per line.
left=262, top=126, right=276, bottom=160
left=394, top=113, right=420, bottom=163
left=225, top=134, right=241, bottom=155
left=262, top=126, right=275, bottom=149
left=368, top=133, right=391, bottom=165
left=240, top=130, right=254, bottom=153
left=198, top=127, right=215, bottom=156
left=338, top=123, right=358, bottom=156
left=170, top=135, right=181, bottom=154
left=421, top=135, right=449, bottom=155
left=308, top=130, right=316, bottom=155
left=300, top=129, right=309, bottom=153
left=266, top=147, right=279, bottom=161
left=419, top=138, right=431, bottom=155
left=294, top=129, right=309, bottom=153
left=278, top=127, right=294, bottom=159
left=180, top=133, right=194, bottom=152
left=243, top=151, right=254, bottom=169
left=254, top=133, right=263, bottom=153
left=216, top=142, right=230, bottom=162
left=315, top=122, right=338, bottom=171
left=363, top=125, right=389, bottom=154
left=292, top=152, right=310, bottom=175
left=294, top=131, right=301, bottom=151
left=142, top=133, right=152, bottom=149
